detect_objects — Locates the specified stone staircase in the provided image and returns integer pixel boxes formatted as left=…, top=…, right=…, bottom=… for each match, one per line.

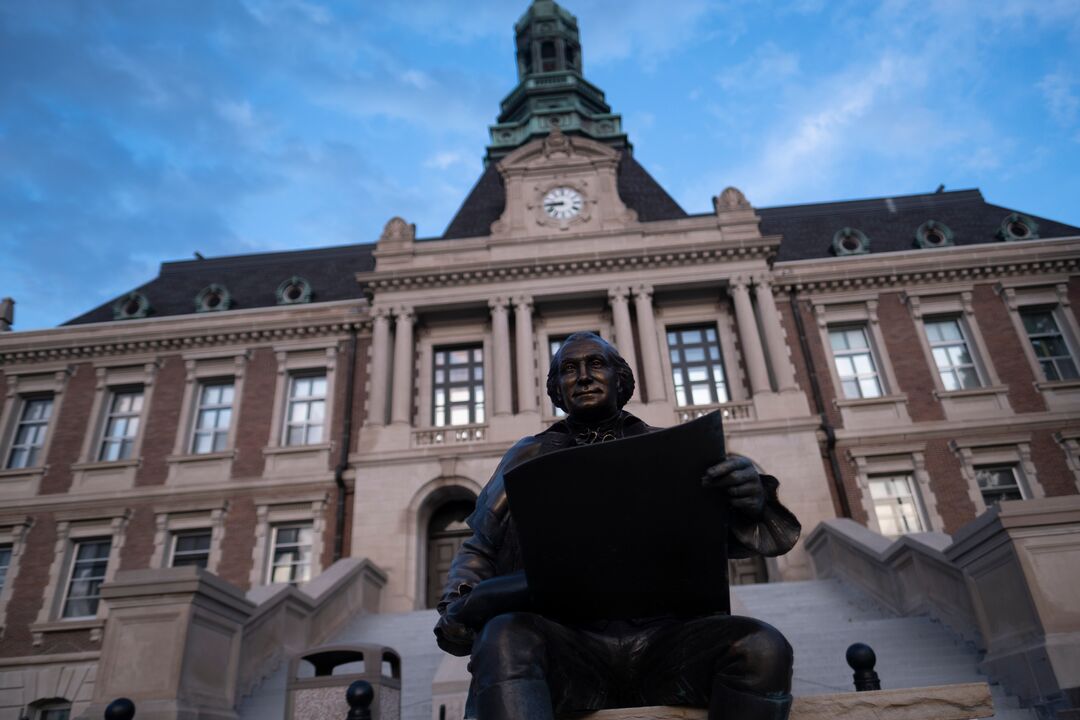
left=238, top=578, right=1035, bottom=720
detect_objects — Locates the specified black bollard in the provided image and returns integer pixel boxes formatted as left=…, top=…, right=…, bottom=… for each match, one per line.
left=345, top=679, right=374, bottom=720
left=104, top=699, right=135, bottom=720
left=845, top=643, right=881, bottom=691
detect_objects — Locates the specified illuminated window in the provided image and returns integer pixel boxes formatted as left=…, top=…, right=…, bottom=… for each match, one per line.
left=433, top=346, right=484, bottom=427
left=667, top=325, right=729, bottom=407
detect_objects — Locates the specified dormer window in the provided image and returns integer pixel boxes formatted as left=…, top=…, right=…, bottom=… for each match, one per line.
left=998, top=213, right=1039, bottom=242
left=832, top=227, right=871, bottom=256
left=915, top=220, right=955, bottom=249
left=277, top=276, right=313, bottom=305
left=195, top=284, right=231, bottom=313
left=112, top=292, right=151, bottom=320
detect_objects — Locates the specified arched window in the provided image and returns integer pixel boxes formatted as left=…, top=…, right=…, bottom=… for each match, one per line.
left=425, top=498, right=475, bottom=609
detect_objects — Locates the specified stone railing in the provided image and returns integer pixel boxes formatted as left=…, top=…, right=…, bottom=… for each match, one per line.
left=412, top=424, right=487, bottom=447
left=675, top=401, right=754, bottom=425
left=805, top=519, right=981, bottom=647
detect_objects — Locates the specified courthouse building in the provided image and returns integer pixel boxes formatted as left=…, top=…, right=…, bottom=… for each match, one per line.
left=0, top=1, right=1078, bottom=718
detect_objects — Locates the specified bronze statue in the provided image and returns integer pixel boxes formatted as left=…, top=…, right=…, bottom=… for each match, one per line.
left=434, top=332, right=801, bottom=720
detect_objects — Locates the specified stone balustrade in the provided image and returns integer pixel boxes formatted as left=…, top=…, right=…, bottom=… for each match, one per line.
left=674, top=401, right=754, bottom=425
left=412, top=424, right=488, bottom=447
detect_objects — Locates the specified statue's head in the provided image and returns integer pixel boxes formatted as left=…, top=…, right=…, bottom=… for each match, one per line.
left=546, top=332, right=635, bottom=420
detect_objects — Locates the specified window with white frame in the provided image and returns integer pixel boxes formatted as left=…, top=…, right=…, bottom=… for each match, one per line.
left=0, top=544, right=11, bottom=593
left=433, top=346, right=484, bottom=427
left=924, top=317, right=981, bottom=390
left=268, top=524, right=313, bottom=583
left=975, top=464, right=1026, bottom=505
left=868, top=474, right=926, bottom=535
left=191, top=381, right=234, bottom=454
left=61, top=538, right=111, bottom=618
left=829, top=326, right=884, bottom=399
left=667, top=325, right=729, bottom=407
left=98, top=388, right=144, bottom=461
left=283, top=374, right=326, bottom=446
left=1020, top=308, right=1079, bottom=381
left=169, top=530, right=212, bottom=569
left=5, top=396, right=53, bottom=469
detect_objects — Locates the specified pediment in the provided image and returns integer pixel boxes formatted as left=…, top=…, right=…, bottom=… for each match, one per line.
left=497, top=129, right=619, bottom=175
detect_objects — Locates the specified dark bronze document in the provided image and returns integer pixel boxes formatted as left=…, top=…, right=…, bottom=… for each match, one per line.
left=504, top=412, right=730, bottom=621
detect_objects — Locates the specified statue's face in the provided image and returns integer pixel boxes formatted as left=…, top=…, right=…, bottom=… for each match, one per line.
left=556, top=337, right=621, bottom=422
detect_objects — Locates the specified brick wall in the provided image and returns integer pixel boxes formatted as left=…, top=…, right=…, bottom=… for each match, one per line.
left=1032, top=429, right=1080, bottom=496
left=0, top=515, right=55, bottom=657
left=923, top=438, right=978, bottom=534
left=39, top=362, right=95, bottom=495
left=971, top=283, right=1046, bottom=413
left=837, top=449, right=870, bottom=526
left=135, top=355, right=184, bottom=486
left=232, top=347, right=276, bottom=479
left=877, top=292, right=944, bottom=422
left=119, top=504, right=157, bottom=571
left=216, top=496, right=257, bottom=589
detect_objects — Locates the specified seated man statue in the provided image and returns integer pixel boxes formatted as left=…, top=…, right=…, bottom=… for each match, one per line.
left=434, top=332, right=801, bottom=720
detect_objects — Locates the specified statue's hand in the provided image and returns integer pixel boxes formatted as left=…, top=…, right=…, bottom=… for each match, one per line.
left=702, top=455, right=765, bottom=519
left=434, top=611, right=476, bottom=657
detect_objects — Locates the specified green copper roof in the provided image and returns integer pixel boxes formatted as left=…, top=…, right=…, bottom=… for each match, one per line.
left=486, top=0, right=628, bottom=162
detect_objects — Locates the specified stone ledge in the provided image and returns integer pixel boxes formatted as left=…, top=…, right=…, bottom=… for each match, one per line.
left=567, top=682, right=993, bottom=720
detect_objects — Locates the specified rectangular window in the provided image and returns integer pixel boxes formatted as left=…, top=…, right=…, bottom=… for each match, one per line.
left=924, top=318, right=981, bottom=390
left=268, top=524, right=313, bottom=584
left=61, top=538, right=111, bottom=618
left=667, top=325, right=729, bottom=407
left=283, top=374, right=326, bottom=446
left=829, top=326, right=883, bottom=399
left=36, top=705, right=70, bottom=720
left=169, top=530, right=212, bottom=569
left=1021, top=308, right=1079, bottom=381
left=975, top=464, right=1025, bottom=505
left=868, top=474, right=925, bottom=535
left=433, top=346, right=484, bottom=427
left=6, top=396, right=53, bottom=469
left=191, top=382, right=234, bottom=454
left=0, top=544, right=11, bottom=594
left=98, top=388, right=144, bottom=461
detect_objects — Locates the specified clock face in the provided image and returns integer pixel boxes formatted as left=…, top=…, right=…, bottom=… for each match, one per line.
left=542, top=187, right=584, bottom=220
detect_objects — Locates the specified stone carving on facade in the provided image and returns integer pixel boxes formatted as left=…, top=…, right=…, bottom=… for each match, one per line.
left=379, top=216, right=416, bottom=246
left=714, top=186, right=752, bottom=213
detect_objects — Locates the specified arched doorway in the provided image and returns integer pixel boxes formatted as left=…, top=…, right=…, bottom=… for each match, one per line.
left=425, top=499, right=475, bottom=609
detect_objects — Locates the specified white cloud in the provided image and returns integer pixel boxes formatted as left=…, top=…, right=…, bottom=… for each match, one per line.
left=424, top=151, right=468, bottom=170
left=400, top=69, right=433, bottom=90
left=716, top=42, right=800, bottom=92
left=1038, top=71, right=1079, bottom=128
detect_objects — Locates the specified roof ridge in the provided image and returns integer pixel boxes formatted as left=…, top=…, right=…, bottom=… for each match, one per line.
left=759, top=189, right=984, bottom=219
left=160, top=243, right=374, bottom=275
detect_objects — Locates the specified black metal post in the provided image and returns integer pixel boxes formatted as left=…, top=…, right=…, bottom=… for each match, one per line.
left=104, top=699, right=135, bottom=720
left=846, top=642, right=882, bottom=691
left=346, top=680, right=374, bottom=720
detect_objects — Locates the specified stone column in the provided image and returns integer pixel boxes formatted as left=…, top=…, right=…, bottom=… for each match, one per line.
left=513, top=296, right=538, bottom=413
left=731, top=277, right=770, bottom=395
left=632, top=285, right=666, bottom=402
left=390, top=306, right=414, bottom=425
left=489, top=297, right=513, bottom=417
left=367, top=306, right=391, bottom=425
left=608, top=287, right=639, bottom=385
left=753, top=276, right=798, bottom=391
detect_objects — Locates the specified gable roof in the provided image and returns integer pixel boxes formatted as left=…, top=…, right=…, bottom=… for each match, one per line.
left=65, top=244, right=374, bottom=326
left=440, top=150, right=686, bottom=240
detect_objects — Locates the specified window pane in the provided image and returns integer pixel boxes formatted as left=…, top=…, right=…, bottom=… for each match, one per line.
left=666, top=324, right=726, bottom=408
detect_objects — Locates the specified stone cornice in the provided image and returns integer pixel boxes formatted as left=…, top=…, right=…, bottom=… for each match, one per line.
left=358, top=236, right=778, bottom=292
left=773, top=236, right=1080, bottom=293
left=0, top=300, right=371, bottom=366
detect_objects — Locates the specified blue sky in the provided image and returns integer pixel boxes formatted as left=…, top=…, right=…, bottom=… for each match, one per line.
left=2, top=0, right=1079, bottom=331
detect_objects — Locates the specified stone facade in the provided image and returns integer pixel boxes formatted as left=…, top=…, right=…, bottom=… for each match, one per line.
left=0, top=1, right=1079, bottom=718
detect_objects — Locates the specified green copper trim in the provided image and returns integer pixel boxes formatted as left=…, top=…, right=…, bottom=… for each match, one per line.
left=832, top=227, right=871, bottom=256
left=914, top=220, right=955, bottom=249
left=997, top=213, right=1040, bottom=242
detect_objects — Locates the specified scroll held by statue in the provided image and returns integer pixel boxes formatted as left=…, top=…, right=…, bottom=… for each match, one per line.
left=504, top=411, right=730, bottom=622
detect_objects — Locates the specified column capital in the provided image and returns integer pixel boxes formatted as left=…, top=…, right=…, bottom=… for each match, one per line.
left=511, top=295, right=534, bottom=311
left=372, top=305, right=392, bottom=321
left=631, top=284, right=654, bottom=300
left=730, top=276, right=750, bottom=292
left=393, top=305, right=414, bottom=321
left=488, top=296, right=510, bottom=312
left=608, top=286, right=630, bottom=303
left=751, top=273, right=773, bottom=289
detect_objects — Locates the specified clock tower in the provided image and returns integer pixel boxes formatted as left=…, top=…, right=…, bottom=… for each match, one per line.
left=486, top=0, right=628, bottom=162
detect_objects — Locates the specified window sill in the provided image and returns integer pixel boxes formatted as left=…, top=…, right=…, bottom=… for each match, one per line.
left=0, top=465, right=45, bottom=479
left=834, top=394, right=911, bottom=430
left=165, top=450, right=235, bottom=486
left=933, top=384, right=1009, bottom=400
left=31, top=618, right=105, bottom=646
left=934, top=385, right=1012, bottom=421
left=0, top=466, right=45, bottom=500
left=166, top=450, right=235, bottom=464
left=835, top=393, right=908, bottom=408
left=1034, top=378, right=1080, bottom=413
left=70, top=458, right=140, bottom=472
left=262, top=443, right=332, bottom=457
left=1035, top=378, right=1080, bottom=392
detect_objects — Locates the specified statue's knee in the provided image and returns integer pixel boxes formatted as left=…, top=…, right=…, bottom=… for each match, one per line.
left=473, top=612, right=547, bottom=666
left=735, top=623, right=793, bottom=674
